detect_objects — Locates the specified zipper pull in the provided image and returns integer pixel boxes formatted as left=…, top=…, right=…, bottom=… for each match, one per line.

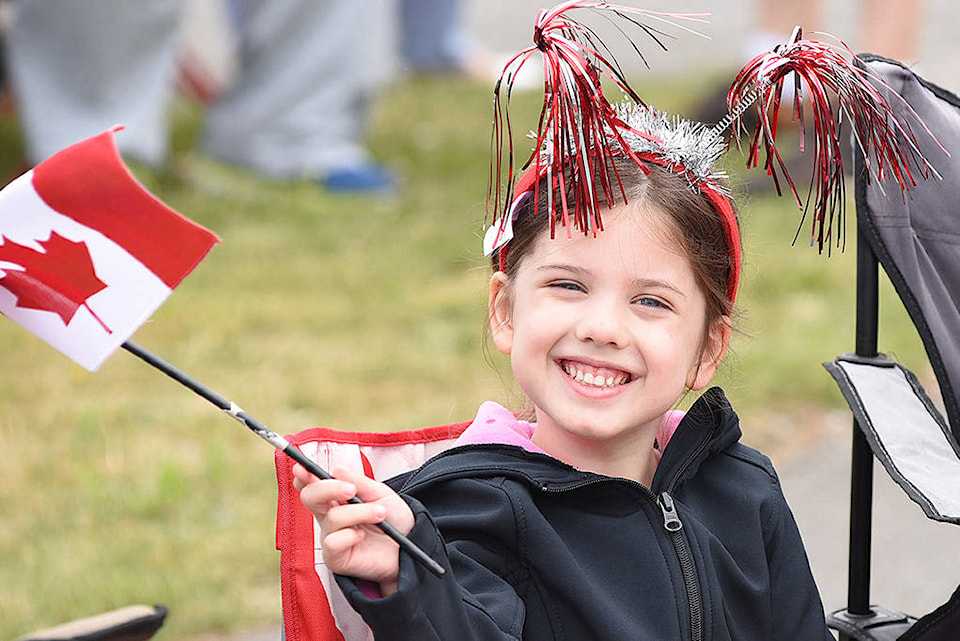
left=658, top=492, right=683, bottom=532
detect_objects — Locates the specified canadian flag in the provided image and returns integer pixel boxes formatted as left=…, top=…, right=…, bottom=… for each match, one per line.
left=0, top=127, right=219, bottom=371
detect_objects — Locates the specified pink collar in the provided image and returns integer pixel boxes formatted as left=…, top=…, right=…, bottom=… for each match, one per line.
left=455, top=401, right=684, bottom=461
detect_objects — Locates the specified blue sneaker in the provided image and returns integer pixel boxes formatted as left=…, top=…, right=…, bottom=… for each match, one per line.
left=322, top=164, right=397, bottom=194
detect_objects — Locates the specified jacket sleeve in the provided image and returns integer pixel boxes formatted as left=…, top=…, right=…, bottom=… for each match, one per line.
left=335, top=478, right=527, bottom=641
left=763, top=483, right=835, bottom=641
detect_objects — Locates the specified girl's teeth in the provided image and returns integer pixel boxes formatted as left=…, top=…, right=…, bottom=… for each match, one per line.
left=564, top=362, right=627, bottom=387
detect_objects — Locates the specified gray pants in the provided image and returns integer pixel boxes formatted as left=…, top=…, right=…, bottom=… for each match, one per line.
left=8, top=0, right=376, bottom=177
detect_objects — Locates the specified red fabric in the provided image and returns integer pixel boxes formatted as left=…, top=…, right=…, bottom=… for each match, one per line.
left=276, top=445, right=345, bottom=641
left=275, top=422, right=469, bottom=641
left=358, top=452, right=374, bottom=480
left=287, top=424, right=469, bottom=448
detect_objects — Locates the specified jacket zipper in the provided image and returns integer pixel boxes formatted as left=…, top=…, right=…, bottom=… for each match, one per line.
left=538, top=479, right=705, bottom=641
left=655, top=428, right=714, bottom=641
left=658, top=491, right=703, bottom=641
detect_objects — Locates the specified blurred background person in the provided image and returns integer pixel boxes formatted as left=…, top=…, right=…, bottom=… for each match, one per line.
left=6, top=0, right=397, bottom=193
left=398, top=0, right=480, bottom=76
left=696, top=0, right=925, bottom=124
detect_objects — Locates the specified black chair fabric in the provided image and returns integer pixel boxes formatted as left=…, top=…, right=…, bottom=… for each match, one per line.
left=855, top=55, right=960, bottom=444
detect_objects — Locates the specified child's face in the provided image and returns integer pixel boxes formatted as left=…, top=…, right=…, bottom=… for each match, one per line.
left=489, top=202, right=729, bottom=459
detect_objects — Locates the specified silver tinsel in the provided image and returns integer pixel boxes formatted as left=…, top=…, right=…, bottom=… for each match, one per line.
left=522, top=101, right=731, bottom=198
left=615, top=102, right=730, bottom=195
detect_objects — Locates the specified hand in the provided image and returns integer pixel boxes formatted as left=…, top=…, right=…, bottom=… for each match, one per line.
left=293, top=464, right=414, bottom=594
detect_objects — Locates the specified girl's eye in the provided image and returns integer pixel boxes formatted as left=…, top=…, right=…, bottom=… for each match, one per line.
left=636, top=296, right=669, bottom=310
left=548, top=280, right=585, bottom=292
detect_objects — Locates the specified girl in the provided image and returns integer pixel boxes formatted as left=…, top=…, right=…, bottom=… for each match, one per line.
left=294, top=150, right=831, bottom=641
left=293, top=3, right=931, bottom=639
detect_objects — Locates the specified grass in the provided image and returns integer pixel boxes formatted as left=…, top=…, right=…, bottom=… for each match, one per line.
left=0, top=72, right=933, bottom=640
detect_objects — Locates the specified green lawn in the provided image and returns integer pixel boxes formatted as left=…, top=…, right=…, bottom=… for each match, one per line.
left=0, top=74, right=932, bottom=640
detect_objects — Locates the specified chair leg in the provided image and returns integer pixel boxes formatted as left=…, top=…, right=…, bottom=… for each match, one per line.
left=827, top=605, right=917, bottom=641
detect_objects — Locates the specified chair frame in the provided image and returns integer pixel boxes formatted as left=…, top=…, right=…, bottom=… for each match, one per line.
left=826, top=53, right=960, bottom=640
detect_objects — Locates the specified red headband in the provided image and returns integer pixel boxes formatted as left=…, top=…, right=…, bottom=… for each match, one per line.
left=488, top=152, right=742, bottom=303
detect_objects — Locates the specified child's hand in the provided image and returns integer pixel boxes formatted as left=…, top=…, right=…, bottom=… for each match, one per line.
left=293, top=464, right=414, bottom=595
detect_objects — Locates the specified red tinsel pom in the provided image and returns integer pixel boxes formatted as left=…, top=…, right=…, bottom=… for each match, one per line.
left=726, top=28, right=939, bottom=252
left=487, top=1, right=708, bottom=245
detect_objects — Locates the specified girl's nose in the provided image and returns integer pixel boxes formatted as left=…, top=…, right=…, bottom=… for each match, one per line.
left=573, top=296, right=627, bottom=347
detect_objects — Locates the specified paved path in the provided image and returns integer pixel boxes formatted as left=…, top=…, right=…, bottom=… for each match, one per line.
left=778, top=415, right=960, bottom=623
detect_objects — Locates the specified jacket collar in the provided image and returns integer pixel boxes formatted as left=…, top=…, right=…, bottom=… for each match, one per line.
left=651, top=387, right=742, bottom=493
left=398, top=388, right=741, bottom=494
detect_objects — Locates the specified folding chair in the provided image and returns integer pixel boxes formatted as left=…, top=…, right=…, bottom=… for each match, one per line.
left=274, top=421, right=469, bottom=641
left=823, top=55, right=960, bottom=641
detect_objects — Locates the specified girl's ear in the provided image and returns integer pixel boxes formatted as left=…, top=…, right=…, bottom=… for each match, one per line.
left=488, top=272, right=514, bottom=356
left=685, top=315, right=732, bottom=391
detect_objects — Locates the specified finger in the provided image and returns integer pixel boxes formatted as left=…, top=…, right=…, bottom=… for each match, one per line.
left=292, top=462, right=342, bottom=488
left=292, top=464, right=357, bottom=498
left=293, top=464, right=362, bottom=494
left=322, top=526, right=368, bottom=562
left=326, top=467, right=414, bottom=535
left=322, top=501, right=388, bottom=534
left=330, top=466, right=396, bottom=503
left=297, top=478, right=358, bottom=514
left=291, top=463, right=315, bottom=491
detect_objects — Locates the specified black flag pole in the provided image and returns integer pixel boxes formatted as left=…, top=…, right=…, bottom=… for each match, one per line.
left=121, top=340, right=446, bottom=578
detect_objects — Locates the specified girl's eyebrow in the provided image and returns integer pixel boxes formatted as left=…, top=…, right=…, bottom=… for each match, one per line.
left=535, top=264, right=687, bottom=298
left=633, top=278, right=687, bottom=299
left=535, top=263, right=588, bottom=276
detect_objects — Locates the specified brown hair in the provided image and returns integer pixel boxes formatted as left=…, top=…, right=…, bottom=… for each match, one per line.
left=491, top=157, right=739, bottom=325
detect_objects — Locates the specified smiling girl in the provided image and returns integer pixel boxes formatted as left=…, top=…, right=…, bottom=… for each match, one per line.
left=292, top=2, right=931, bottom=639
left=294, top=132, right=832, bottom=641
left=486, top=158, right=733, bottom=488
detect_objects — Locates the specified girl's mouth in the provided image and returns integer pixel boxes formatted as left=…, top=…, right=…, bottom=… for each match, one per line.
left=560, top=360, right=632, bottom=388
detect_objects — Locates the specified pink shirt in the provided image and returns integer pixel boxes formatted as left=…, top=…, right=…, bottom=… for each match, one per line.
left=455, top=401, right=685, bottom=462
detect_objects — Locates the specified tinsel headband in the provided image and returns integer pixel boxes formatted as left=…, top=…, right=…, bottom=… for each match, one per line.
left=483, top=2, right=939, bottom=304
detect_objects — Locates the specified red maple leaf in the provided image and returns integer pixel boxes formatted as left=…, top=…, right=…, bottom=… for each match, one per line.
left=0, top=232, right=112, bottom=333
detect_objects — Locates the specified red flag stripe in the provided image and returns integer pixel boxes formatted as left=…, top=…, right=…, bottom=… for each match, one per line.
left=30, top=127, right=220, bottom=289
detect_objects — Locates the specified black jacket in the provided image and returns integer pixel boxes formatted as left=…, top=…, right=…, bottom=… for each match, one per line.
left=337, top=388, right=832, bottom=640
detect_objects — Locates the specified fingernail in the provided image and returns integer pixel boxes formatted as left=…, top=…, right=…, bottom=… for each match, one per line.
left=374, top=506, right=387, bottom=520
left=343, top=483, right=357, bottom=497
